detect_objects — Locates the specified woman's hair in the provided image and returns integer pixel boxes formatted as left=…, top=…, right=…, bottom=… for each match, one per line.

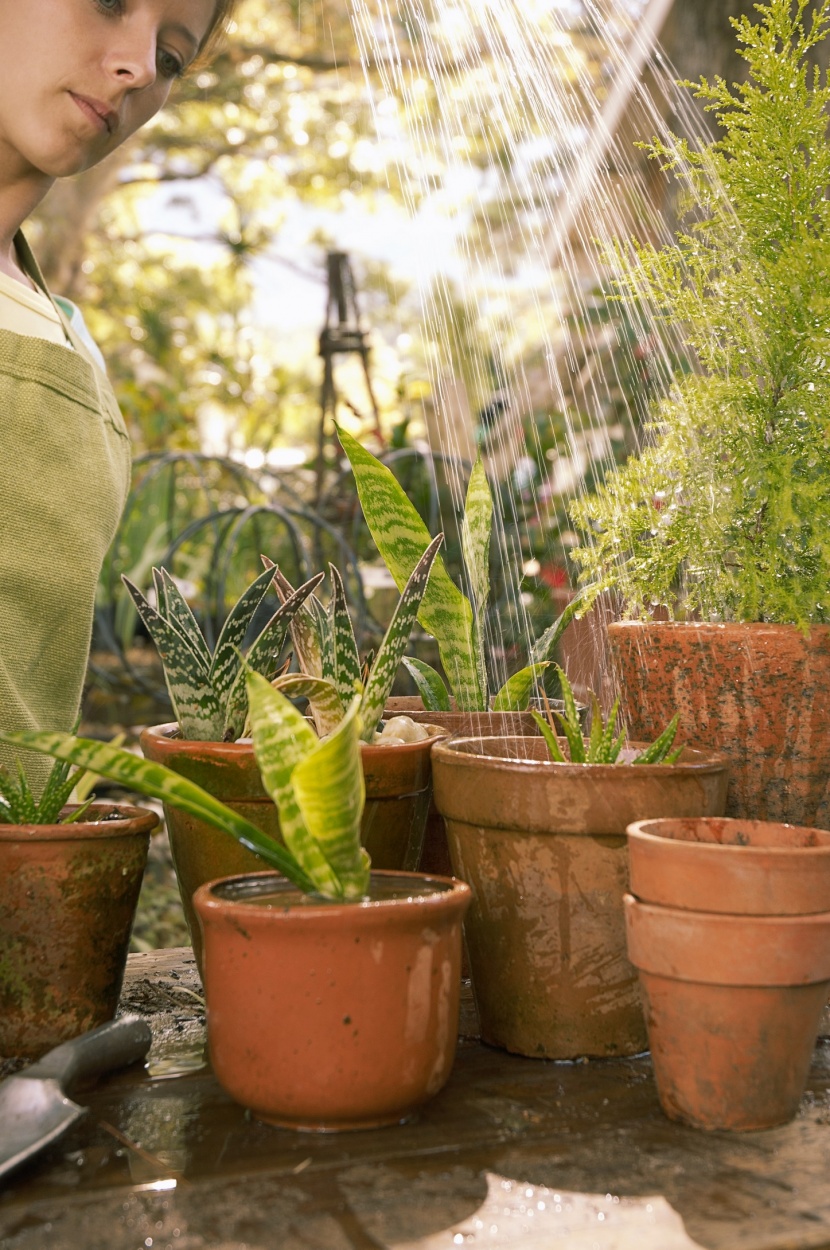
left=193, top=0, right=241, bottom=67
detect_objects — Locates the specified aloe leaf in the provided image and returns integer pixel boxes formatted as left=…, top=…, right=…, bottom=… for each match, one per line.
left=530, top=708, right=567, bottom=762
left=631, top=714, right=680, bottom=764
left=292, top=697, right=369, bottom=900
left=0, top=731, right=314, bottom=890
left=246, top=671, right=343, bottom=898
left=268, top=562, right=327, bottom=681
left=122, top=577, right=224, bottom=740
left=492, top=663, right=549, bottom=711
left=461, top=456, right=492, bottom=618
left=209, top=565, right=277, bottom=713
left=597, top=696, right=622, bottom=762
left=587, top=693, right=605, bottom=762
left=270, top=674, right=345, bottom=738
left=158, top=569, right=211, bottom=670
left=402, top=656, right=451, bottom=711
left=529, top=591, right=587, bottom=667
left=360, top=535, right=444, bottom=742
left=223, top=572, right=326, bottom=741
left=61, top=795, right=97, bottom=824
left=338, top=426, right=485, bottom=710
left=328, top=564, right=362, bottom=708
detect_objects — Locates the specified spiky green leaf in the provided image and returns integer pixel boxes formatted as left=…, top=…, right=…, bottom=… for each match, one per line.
left=360, top=535, right=444, bottom=741
left=270, top=673, right=345, bottom=738
left=269, top=563, right=327, bottom=681
left=492, top=663, right=549, bottom=711
left=631, top=714, right=681, bottom=764
left=328, top=564, right=362, bottom=708
left=338, top=426, right=485, bottom=710
left=461, top=456, right=492, bottom=618
left=246, top=670, right=343, bottom=897
left=122, top=577, right=224, bottom=740
left=529, top=592, right=587, bottom=667
left=0, top=731, right=313, bottom=890
left=209, top=565, right=277, bottom=712
left=401, top=657, right=451, bottom=711
left=158, top=569, right=212, bottom=670
left=530, top=709, right=567, bottom=762
left=292, top=697, right=369, bottom=900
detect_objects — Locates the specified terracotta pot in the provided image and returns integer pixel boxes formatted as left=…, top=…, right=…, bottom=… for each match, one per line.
left=607, top=621, right=830, bottom=825
left=194, top=869, right=471, bottom=1130
left=431, top=735, right=729, bottom=1058
left=140, top=724, right=440, bottom=970
left=628, top=816, right=830, bottom=914
left=0, top=803, right=157, bottom=1057
left=625, top=894, right=830, bottom=1130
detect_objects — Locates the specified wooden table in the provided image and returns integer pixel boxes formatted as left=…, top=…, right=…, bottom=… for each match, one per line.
left=2, top=949, right=830, bottom=1250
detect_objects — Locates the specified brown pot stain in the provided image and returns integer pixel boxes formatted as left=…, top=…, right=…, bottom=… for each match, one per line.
left=625, top=895, right=830, bottom=1130
left=194, top=870, right=471, bottom=1130
left=432, top=735, right=729, bottom=1059
left=0, top=803, right=157, bottom=1057
left=141, top=725, right=440, bottom=972
left=608, top=621, right=830, bottom=826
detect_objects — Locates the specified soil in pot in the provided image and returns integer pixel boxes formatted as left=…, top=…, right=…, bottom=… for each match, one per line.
left=627, top=816, right=830, bottom=914
left=0, top=803, right=158, bottom=1057
left=625, top=894, right=830, bottom=1130
left=194, top=870, right=471, bottom=1130
left=431, top=735, right=729, bottom=1059
left=140, top=725, right=440, bottom=969
left=608, top=621, right=830, bottom=826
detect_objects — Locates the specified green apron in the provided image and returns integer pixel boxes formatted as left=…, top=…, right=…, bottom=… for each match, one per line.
left=0, top=233, right=131, bottom=789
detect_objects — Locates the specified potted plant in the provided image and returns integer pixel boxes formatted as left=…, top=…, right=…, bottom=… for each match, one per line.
left=2, top=673, right=471, bottom=1130
left=133, top=544, right=444, bottom=965
left=569, top=0, right=830, bottom=827
left=624, top=813, right=830, bottom=1130
left=431, top=668, right=729, bottom=1059
left=0, top=755, right=158, bottom=1056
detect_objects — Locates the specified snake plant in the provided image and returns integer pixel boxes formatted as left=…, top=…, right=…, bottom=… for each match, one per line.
left=123, top=564, right=324, bottom=741
left=266, top=535, right=443, bottom=743
left=1, top=672, right=370, bottom=901
left=338, top=426, right=581, bottom=712
left=532, top=666, right=682, bottom=765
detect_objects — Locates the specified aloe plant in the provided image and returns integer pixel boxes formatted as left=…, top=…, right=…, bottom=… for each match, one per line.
left=0, top=755, right=93, bottom=825
left=123, top=565, right=324, bottom=741
left=266, top=535, right=444, bottom=742
left=1, top=670, right=370, bottom=902
left=338, top=426, right=581, bottom=711
left=532, top=667, right=681, bottom=765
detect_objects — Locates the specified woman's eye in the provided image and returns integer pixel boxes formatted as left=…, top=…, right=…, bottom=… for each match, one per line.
left=94, top=0, right=123, bottom=12
left=157, top=49, right=184, bottom=79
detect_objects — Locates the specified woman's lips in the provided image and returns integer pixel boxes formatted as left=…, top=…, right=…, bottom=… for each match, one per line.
left=69, top=92, right=116, bottom=135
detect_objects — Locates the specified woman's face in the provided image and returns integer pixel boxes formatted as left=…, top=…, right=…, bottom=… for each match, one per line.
left=0, top=0, right=217, bottom=180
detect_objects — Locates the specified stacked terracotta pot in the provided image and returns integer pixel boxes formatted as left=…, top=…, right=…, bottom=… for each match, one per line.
left=625, top=816, right=830, bottom=1131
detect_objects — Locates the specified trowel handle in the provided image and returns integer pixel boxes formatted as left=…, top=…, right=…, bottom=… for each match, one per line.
left=23, top=1016, right=152, bottom=1088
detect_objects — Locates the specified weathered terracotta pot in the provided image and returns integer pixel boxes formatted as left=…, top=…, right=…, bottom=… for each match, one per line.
left=625, top=894, right=830, bottom=1130
left=194, top=870, right=471, bottom=1130
left=608, top=621, right=830, bottom=825
left=140, top=724, right=440, bottom=970
left=431, top=735, right=729, bottom=1058
left=628, top=816, right=830, bottom=914
left=0, top=803, right=157, bottom=1057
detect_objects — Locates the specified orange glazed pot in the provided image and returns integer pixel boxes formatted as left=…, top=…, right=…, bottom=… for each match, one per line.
left=0, top=803, right=157, bottom=1057
left=431, top=735, right=729, bottom=1059
left=625, top=894, right=830, bottom=1130
left=194, top=870, right=471, bottom=1130
left=627, top=816, right=830, bottom=914
left=140, top=725, right=439, bottom=970
left=607, top=621, right=830, bottom=826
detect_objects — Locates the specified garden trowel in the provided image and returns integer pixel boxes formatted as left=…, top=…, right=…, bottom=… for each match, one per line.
left=0, top=1014, right=152, bottom=1182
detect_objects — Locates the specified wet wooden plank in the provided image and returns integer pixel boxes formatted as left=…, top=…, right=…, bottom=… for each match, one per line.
left=1, top=949, right=830, bottom=1250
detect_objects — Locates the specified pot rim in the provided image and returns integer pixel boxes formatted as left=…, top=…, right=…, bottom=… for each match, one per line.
left=432, top=734, right=729, bottom=776
left=0, top=801, right=159, bottom=841
left=628, top=816, right=830, bottom=856
left=143, top=721, right=447, bottom=754
left=607, top=619, right=830, bottom=638
left=194, top=868, right=471, bottom=921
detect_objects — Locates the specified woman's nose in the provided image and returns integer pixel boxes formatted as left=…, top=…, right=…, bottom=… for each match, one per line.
left=103, top=28, right=158, bottom=90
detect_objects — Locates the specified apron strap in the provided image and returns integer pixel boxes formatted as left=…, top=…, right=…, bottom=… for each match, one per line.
left=13, top=229, right=89, bottom=357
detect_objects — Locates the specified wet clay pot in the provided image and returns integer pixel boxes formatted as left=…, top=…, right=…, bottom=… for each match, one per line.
left=625, top=894, right=830, bottom=1130
left=431, top=735, right=729, bottom=1058
left=607, top=621, right=830, bottom=826
left=194, top=870, right=471, bottom=1130
left=627, top=816, right=830, bottom=914
left=140, top=724, right=440, bottom=970
left=0, top=803, right=157, bottom=1057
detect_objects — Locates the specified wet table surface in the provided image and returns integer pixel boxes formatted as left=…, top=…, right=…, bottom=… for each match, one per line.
left=2, top=949, right=830, bottom=1250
